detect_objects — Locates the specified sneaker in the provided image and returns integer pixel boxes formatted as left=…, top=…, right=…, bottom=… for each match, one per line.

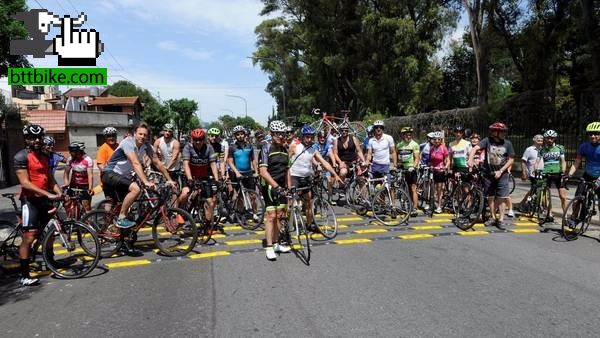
left=116, top=218, right=136, bottom=229
left=434, top=207, right=442, bottom=214
left=265, top=247, right=277, bottom=260
left=495, top=220, right=507, bottom=230
left=484, top=218, right=498, bottom=227
left=507, top=209, right=515, bottom=217
left=19, top=277, right=40, bottom=286
left=274, top=243, right=291, bottom=253
left=410, top=209, right=419, bottom=217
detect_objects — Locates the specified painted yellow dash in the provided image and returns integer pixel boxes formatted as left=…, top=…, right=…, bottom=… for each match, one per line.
left=335, top=238, right=372, bottom=244
left=424, top=219, right=453, bottom=223
left=433, top=213, right=454, bottom=217
left=211, top=234, right=226, bottom=239
left=1, top=263, right=20, bottom=269
left=224, top=239, right=262, bottom=246
left=337, top=217, right=364, bottom=221
left=399, top=234, right=434, bottom=240
left=512, top=228, right=539, bottom=233
left=473, top=223, right=485, bottom=228
left=254, top=230, right=265, bottom=235
left=222, top=226, right=242, bottom=231
left=411, top=225, right=443, bottom=230
left=354, top=228, right=387, bottom=234
left=105, top=260, right=151, bottom=268
left=53, top=248, right=85, bottom=255
left=139, top=228, right=152, bottom=233
left=457, top=230, right=489, bottom=236
left=291, top=243, right=305, bottom=249
left=337, top=224, right=349, bottom=229
left=514, top=222, right=538, bottom=226
left=30, top=270, right=52, bottom=277
left=189, top=251, right=231, bottom=259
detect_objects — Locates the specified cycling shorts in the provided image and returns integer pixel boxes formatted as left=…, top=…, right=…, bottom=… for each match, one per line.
left=101, top=170, right=131, bottom=202
left=545, top=173, right=566, bottom=189
left=404, top=170, right=418, bottom=185
left=229, top=171, right=255, bottom=190
left=21, top=197, right=51, bottom=232
left=184, top=177, right=216, bottom=199
left=433, top=170, right=447, bottom=183
left=291, top=176, right=312, bottom=195
left=262, top=178, right=287, bottom=211
left=69, top=184, right=92, bottom=201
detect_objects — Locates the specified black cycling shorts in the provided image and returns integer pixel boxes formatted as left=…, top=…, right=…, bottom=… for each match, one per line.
left=433, top=170, right=447, bottom=183
left=262, top=177, right=287, bottom=211
left=69, top=184, right=92, bottom=201
left=403, top=170, right=418, bottom=185
left=184, top=177, right=216, bottom=199
left=229, top=171, right=255, bottom=190
left=101, top=170, right=131, bottom=201
left=545, top=173, right=566, bottom=189
left=21, top=197, right=51, bottom=232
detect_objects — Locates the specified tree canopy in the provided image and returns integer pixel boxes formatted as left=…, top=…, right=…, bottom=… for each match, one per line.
left=0, top=0, right=31, bottom=77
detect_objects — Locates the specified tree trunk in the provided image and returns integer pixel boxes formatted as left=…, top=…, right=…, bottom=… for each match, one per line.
left=464, top=0, right=490, bottom=113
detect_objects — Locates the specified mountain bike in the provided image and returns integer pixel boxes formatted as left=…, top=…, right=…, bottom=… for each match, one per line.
left=561, top=177, right=600, bottom=241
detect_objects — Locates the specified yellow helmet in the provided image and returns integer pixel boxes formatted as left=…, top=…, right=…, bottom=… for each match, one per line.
left=586, top=122, right=600, bottom=133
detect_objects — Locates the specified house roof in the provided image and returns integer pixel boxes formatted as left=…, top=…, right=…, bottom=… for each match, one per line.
left=24, top=110, right=66, bottom=132
left=87, top=96, right=140, bottom=106
left=64, top=87, right=108, bottom=98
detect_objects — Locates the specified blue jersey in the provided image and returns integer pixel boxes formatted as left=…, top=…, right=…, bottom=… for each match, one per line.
left=577, top=142, right=600, bottom=178
left=312, top=142, right=331, bottom=159
left=48, top=152, right=66, bottom=173
left=420, top=143, right=431, bottom=166
left=229, top=142, right=254, bottom=173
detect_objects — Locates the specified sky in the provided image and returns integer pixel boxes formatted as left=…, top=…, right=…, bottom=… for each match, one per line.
left=1, top=0, right=467, bottom=125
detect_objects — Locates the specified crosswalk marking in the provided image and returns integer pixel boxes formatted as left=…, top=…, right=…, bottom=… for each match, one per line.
left=512, top=229, right=540, bottom=233
left=411, top=225, right=443, bottom=230
left=106, top=260, right=151, bottom=268
left=423, top=218, right=453, bottom=223
left=224, top=239, right=263, bottom=245
left=189, top=251, right=230, bottom=259
left=354, top=228, right=387, bottom=234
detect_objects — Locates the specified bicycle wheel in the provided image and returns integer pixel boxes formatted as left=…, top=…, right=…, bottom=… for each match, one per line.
left=349, top=121, right=366, bottom=141
left=347, top=179, right=369, bottom=215
left=152, top=207, right=198, bottom=256
left=42, top=220, right=100, bottom=279
left=190, top=205, right=212, bottom=245
left=312, top=197, right=338, bottom=239
left=536, top=186, right=552, bottom=225
left=508, top=174, right=516, bottom=195
left=234, top=188, right=265, bottom=230
left=0, top=221, right=22, bottom=261
left=452, top=186, right=484, bottom=231
left=561, top=194, right=595, bottom=241
left=293, top=208, right=310, bottom=263
left=418, top=178, right=435, bottom=217
left=372, top=187, right=410, bottom=226
left=81, top=210, right=122, bottom=258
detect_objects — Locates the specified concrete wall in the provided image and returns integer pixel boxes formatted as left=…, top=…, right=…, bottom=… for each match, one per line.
left=67, top=110, right=131, bottom=159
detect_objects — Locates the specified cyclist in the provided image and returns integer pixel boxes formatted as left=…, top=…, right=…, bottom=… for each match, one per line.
left=363, top=125, right=373, bottom=150
left=449, top=126, right=470, bottom=174
left=259, top=120, right=291, bottom=261
left=313, top=130, right=336, bottom=198
left=396, top=127, right=420, bottom=216
left=102, top=122, right=176, bottom=255
left=468, top=122, right=515, bottom=229
left=97, top=126, right=118, bottom=174
left=43, top=135, right=65, bottom=175
left=420, top=132, right=435, bottom=166
left=153, top=123, right=181, bottom=185
left=14, top=124, right=62, bottom=286
left=207, top=127, right=229, bottom=179
left=365, top=120, right=397, bottom=188
left=228, top=125, right=259, bottom=212
left=469, top=132, right=485, bottom=167
left=567, top=121, right=600, bottom=204
left=288, top=126, right=343, bottom=231
left=534, top=130, right=567, bottom=223
left=178, top=128, right=220, bottom=230
left=521, top=134, right=543, bottom=185
left=63, top=142, right=94, bottom=212
left=428, top=131, right=450, bottom=213
left=333, top=122, right=366, bottom=184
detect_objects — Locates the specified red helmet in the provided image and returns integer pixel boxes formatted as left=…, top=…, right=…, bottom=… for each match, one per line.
left=489, top=122, right=508, bottom=131
left=190, top=128, right=206, bottom=139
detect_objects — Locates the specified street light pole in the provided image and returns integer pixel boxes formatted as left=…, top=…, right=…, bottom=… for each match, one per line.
left=226, top=94, right=247, bottom=118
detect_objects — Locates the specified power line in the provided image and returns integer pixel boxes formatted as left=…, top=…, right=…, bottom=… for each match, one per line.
left=54, top=0, right=68, bottom=13
left=65, top=0, right=79, bottom=13
left=33, top=0, right=44, bottom=9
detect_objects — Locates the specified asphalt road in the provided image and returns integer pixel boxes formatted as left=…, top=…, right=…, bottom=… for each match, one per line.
left=2, top=206, right=600, bottom=337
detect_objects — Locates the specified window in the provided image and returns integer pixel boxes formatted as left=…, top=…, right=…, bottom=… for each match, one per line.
left=96, top=134, right=104, bottom=147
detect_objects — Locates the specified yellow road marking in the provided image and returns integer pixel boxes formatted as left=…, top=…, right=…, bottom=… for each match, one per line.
left=255, top=230, right=265, bottom=235
left=433, top=213, right=454, bottom=217
left=512, top=229, right=539, bottom=233
left=354, top=228, right=387, bottom=234
left=337, top=217, right=364, bottom=221
left=1, top=263, right=20, bottom=269
left=106, top=260, right=151, bottom=268
left=457, top=230, right=489, bottom=236
left=424, top=218, right=453, bottom=223
left=53, top=248, right=84, bottom=255
left=291, top=243, right=305, bottom=249
left=224, top=239, right=262, bottom=246
left=514, top=222, right=538, bottom=226
left=30, top=270, right=52, bottom=277
left=189, top=251, right=231, bottom=259
left=335, top=238, right=372, bottom=244
left=411, top=225, right=443, bottom=230
left=223, top=226, right=242, bottom=231
left=473, top=223, right=485, bottom=228
left=399, top=234, right=434, bottom=240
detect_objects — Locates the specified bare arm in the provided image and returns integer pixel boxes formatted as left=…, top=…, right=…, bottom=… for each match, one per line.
left=126, top=151, right=151, bottom=186
left=166, top=140, right=180, bottom=170
left=16, top=169, right=55, bottom=198
left=87, top=166, right=94, bottom=191
left=467, top=145, right=481, bottom=167
left=354, top=137, right=365, bottom=162
left=569, top=155, right=582, bottom=176
left=390, top=145, right=397, bottom=168
left=63, top=165, right=71, bottom=186
left=183, top=160, right=192, bottom=181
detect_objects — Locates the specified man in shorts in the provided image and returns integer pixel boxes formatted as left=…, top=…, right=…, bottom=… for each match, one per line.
left=396, top=126, right=420, bottom=216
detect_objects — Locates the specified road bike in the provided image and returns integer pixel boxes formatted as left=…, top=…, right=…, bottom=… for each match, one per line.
left=280, top=186, right=311, bottom=264
left=371, top=170, right=412, bottom=226
left=309, top=108, right=367, bottom=141
left=561, top=177, right=600, bottom=241
left=311, top=170, right=338, bottom=239
left=518, top=172, right=552, bottom=226
left=229, top=175, right=266, bottom=230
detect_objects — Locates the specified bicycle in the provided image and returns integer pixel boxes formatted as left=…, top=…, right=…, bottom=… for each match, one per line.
left=309, top=108, right=367, bottom=141
left=371, top=170, right=412, bottom=226
left=561, top=177, right=600, bottom=241
left=451, top=168, right=486, bottom=231
left=186, top=178, right=221, bottom=245
left=519, top=172, right=552, bottom=226
left=416, top=166, right=436, bottom=217
left=0, top=193, right=101, bottom=279
left=280, top=186, right=311, bottom=263
left=311, top=170, right=338, bottom=239
left=229, top=175, right=266, bottom=230
left=83, top=180, right=197, bottom=258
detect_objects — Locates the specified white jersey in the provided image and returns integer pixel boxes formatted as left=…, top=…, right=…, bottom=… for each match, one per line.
left=368, top=134, right=395, bottom=165
left=290, top=142, right=317, bottom=177
left=158, top=137, right=181, bottom=171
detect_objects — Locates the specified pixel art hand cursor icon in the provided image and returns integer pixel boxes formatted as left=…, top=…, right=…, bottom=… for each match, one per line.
left=53, top=13, right=104, bottom=66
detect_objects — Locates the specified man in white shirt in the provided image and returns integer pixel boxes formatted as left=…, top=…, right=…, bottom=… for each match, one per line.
left=365, top=120, right=397, bottom=180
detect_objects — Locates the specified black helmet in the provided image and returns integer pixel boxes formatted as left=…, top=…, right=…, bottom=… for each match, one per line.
left=23, top=124, right=45, bottom=137
left=68, top=142, right=85, bottom=152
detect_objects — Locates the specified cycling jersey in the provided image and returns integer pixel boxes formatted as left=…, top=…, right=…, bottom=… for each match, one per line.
left=96, top=142, right=118, bottom=169
left=368, top=134, right=395, bottom=165
left=420, top=143, right=431, bottom=166
left=14, top=149, right=50, bottom=198
left=336, top=136, right=357, bottom=162
left=429, top=144, right=449, bottom=171
left=211, top=139, right=229, bottom=158
left=396, top=140, right=419, bottom=169
left=259, top=141, right=289, bottom=184
left=449, top=139, right=470, bottom=169
left=477, top=137, right=515, bottom=172
left=182, top=142, right=216, bottom=178
left=521, top=146, right=540, bottom=177
left=229, top=141, right=254, bottom=173
left=538, top=144, right=565, bottom=174
left=313, top=142, right=332, bottom=159
left=48, top=152, right=65, bottom=174
left=577, top=142, right=600, bottom=178
left=66, top=155, right=93, bottom=186
left=290, top=143, right=317, bottom=178
left=104, top=137, right=154, bottom=179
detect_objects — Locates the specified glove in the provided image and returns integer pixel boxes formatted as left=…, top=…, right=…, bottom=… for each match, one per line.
left=274, top=186, right=287, bottom=198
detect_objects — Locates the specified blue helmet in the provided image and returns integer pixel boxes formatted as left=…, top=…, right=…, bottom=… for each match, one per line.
left=301, top=125, right=316, bottom=135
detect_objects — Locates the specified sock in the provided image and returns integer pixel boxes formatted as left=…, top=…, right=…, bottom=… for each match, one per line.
left=20, top=258, right=30, bottom=278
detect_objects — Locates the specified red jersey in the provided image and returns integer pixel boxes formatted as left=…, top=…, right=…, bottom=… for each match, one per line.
left=14, top=149, right=50, bottom=198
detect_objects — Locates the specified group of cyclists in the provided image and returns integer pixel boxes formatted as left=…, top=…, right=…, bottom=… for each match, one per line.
left=9, top=115, right=600, bottom=285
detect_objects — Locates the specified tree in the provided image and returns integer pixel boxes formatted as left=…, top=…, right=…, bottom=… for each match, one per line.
left=0, top=0, right=31, bottom=77
left=165, top=98, right=198, bottom=138
left=207, top=115, right=264, bottom=133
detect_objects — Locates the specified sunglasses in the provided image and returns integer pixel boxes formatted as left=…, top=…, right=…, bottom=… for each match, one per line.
left=587, top=132, right=600, bottom=136
left=374, top=126, right=383, bottom=130
left=192, top=138, right=205, bottom=142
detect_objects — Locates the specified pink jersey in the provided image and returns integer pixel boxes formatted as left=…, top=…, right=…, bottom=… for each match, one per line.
left=67, top=155, right=93, bottom=186
left=429, top=144, right=449, bottom=170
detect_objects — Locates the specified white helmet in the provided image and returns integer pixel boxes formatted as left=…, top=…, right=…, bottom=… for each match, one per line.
left=232, top=125, right=246, bottom=134
left=269, top=120, right=287, bottom=132
left=432, top=131, right=444, bottom=139
left=373, top=120, right=385, bottom=128
left=426, top=132, right=436, bottom=139
left=103, top=126, right=117, bottom=135
left=339, top=121, right=350, bottom=130
left=543, top=129, right=558, bottom=138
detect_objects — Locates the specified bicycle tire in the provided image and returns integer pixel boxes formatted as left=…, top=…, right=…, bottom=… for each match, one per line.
left=81, top=210, right=122, bottom=258
left=452, top=185, right=483, bottom=231
left=190, top=206, right=213, bottom=245
left=561, top=194, right=595, bottom=241
left=152, top=207, right=198, bottom=256
left=346, top=179, right=369, bottom=215
left=42, top=220, right=100, bottom=279
left=508, top=174, right=516, bottom=195
left=234, top=188, right=265, bottom=230
left=536, top=186, right=552, bottom=225
left=0, top=220, right=21, bottom=261
left=312, top=197, right=338, bottom=239
left=293, top=208, right=310, bottom=263
left=372, top=187, right=411, bottom=226
left=349, top=121, right=367, bottom=141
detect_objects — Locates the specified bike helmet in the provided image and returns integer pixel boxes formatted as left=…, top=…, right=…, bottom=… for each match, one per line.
left=400, top=127, right=413, bottom=134
left=373, top=120, right=385, bottom=128
left=232, top=125, right=246, bottom=134
left=586, top=122, right=600, bottom=133
left=301, top=125, right=316, bottom=135
left=68, top=142, right=85, bottom=152
left=489, top=122, right=508, bottom=131
left=426, top=132, right=436, bottom=139
left=43, top=135, right=55, bottom=146
left=454, top=125, right=464, bottom=132
left=207, top=127, right=221, bottom=136
left=103, top=126, right=117, bottom=136
left=339, top=122, right=350, bottom=130
left=269, top=120, right=287, bottom=132
left=286, top=126, right=293, bottom=133
left=543, top=129, right=558, bottom=138
left=163, top=123, right=174, bottom=132
left=432, top=131, right=444, bottom=139
left=23, top=124, right=44, bottom=136
left=191, top=128, right=206, bottom=140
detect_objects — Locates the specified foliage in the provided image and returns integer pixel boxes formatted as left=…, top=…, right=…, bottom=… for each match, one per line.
left=0, top=0, right=31, bottom=77
left=207, top=115, right=264, bottom=133
left=165, top=98, right=198, bottom=138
